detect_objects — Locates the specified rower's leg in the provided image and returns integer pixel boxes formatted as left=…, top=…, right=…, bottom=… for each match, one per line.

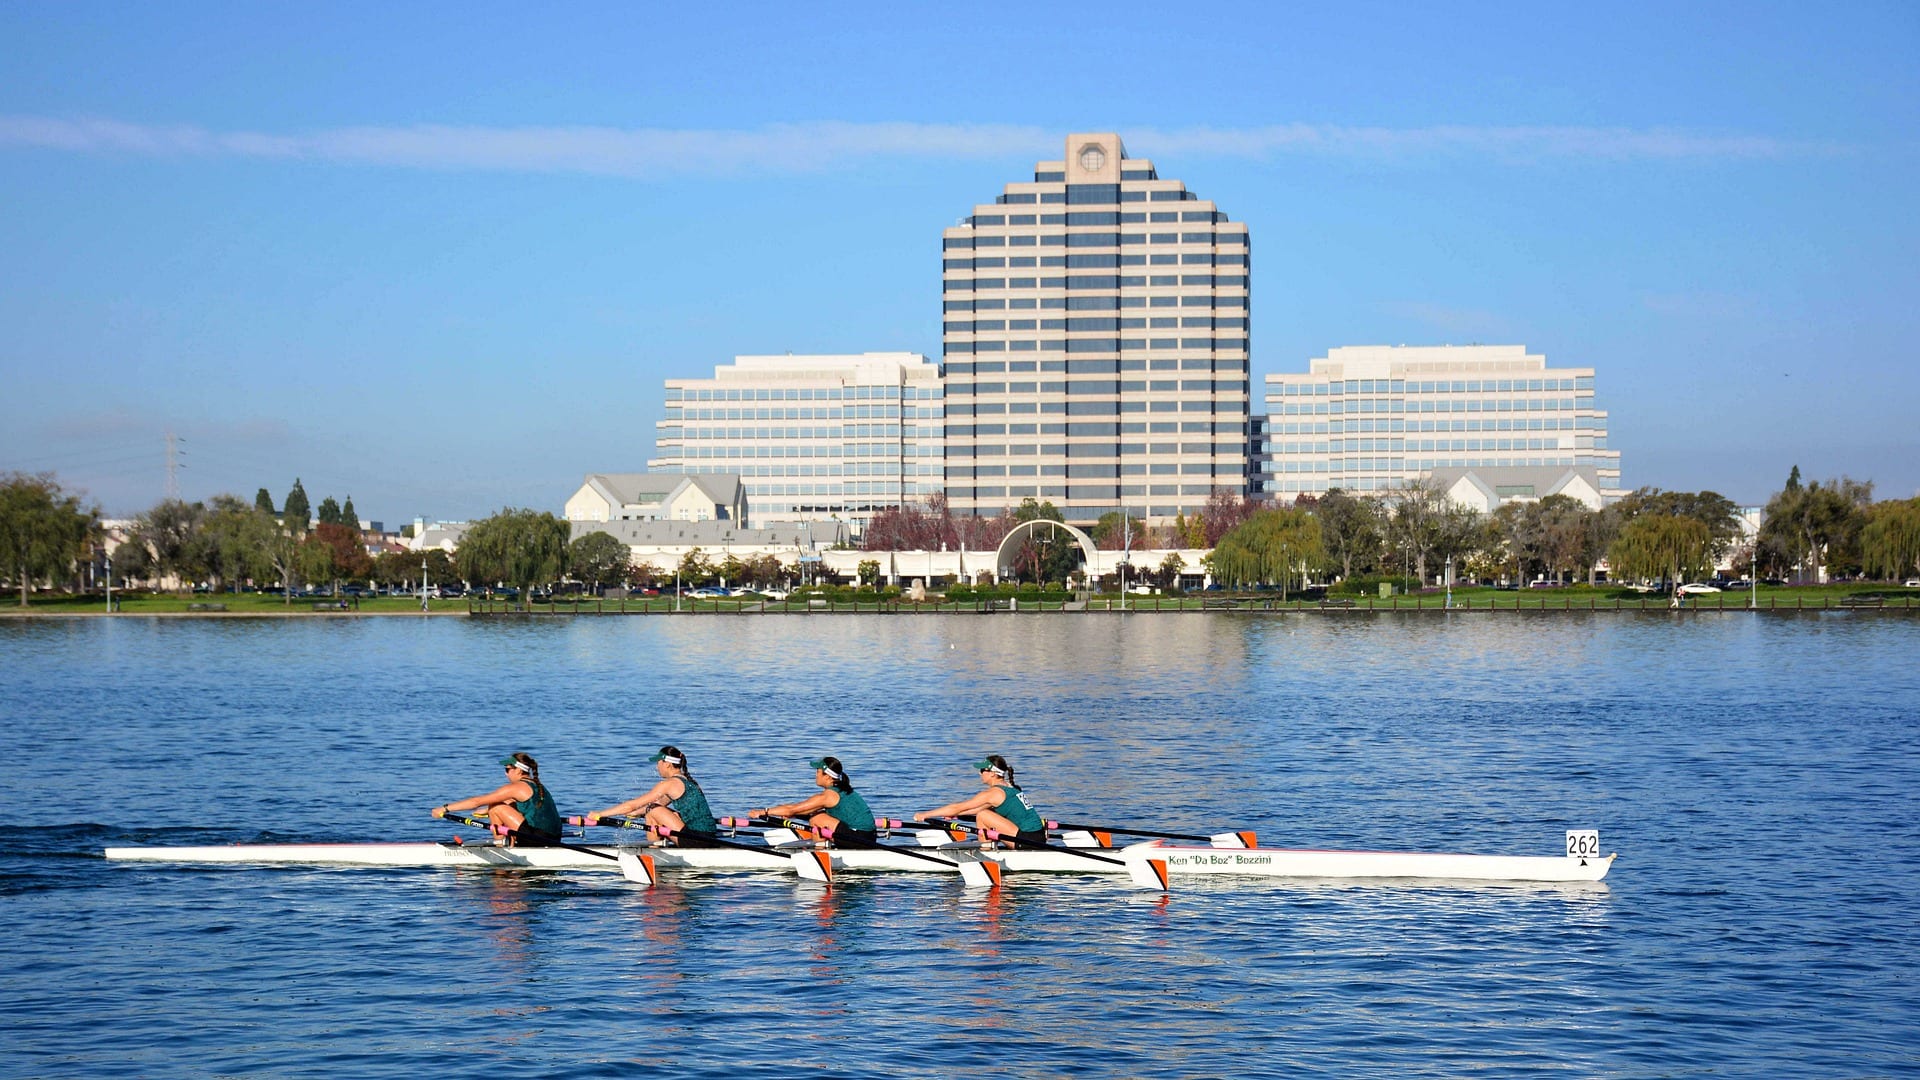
left=975, top=809, right=1017, bottom=847
left=644, top=806, right=686, bottom=838
left=489, top=803, right=526, bottom=845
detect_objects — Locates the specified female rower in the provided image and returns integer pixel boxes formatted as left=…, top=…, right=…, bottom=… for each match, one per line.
left=432, top=752, right=562, bottom=846
left=915, top=754, right=1044, bottom=844
left=751, top=756, right=876, bottom=845
left=589, top=745, right=717, bottom=840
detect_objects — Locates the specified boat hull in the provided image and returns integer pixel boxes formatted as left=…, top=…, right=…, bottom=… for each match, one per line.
left=103, top=839, right=1613, bottom=882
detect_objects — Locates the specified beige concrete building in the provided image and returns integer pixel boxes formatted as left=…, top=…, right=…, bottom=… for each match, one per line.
left=650, top=353, right=942, bottom=531
left=1261, top=345, right=1624, bottom=500
left=941, top=133, right=1251, bottom=526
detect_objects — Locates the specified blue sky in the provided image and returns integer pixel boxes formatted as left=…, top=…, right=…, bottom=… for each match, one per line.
left=3, top=3, right=1915, bottom=523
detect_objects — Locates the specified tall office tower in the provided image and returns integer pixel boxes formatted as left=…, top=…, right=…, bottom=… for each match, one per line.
left=1262, top=345, right=1624, bottom=500
left=651, top=352, right=944, bottom=530
left=940, top=132, right=1251, bottom=526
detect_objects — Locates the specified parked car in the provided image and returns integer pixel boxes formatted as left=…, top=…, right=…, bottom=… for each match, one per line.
left=759, top=588, right=791, bottom=601
left=1677, top=583, right=1722, bottom=595
left=688, top=587, right=729, bottom=598
left=1905, top=579, right=1920, bottom=588
left=1125, top=584, right=1157, bottom=595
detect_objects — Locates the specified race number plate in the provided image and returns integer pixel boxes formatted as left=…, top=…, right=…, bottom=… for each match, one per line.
left=1566, top=829, right=1601, bottom=859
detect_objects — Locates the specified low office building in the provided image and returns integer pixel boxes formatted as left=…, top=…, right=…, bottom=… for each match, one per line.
left=650, top=353, right=943, bottom=532
left=565, top=473, right=746, bottom=525
left=1261, top=344, right=1623, bottom=500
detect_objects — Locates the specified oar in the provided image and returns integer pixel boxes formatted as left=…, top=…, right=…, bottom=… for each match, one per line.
left=729, top=815, right=1001, bottom=889
left=1045, top=820, right=1257, bottom=850
left=436, top=810, right=651, bottom=884
left=903, top=817, right=1170, bottom=891
left=568, top=814, right=832, bottom=884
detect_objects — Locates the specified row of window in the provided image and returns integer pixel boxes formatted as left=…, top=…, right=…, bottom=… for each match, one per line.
left=968, top=211, right=1234, bottom=227
left=1273, top=397, right=1592, bottom=415
left=660, top=433, right=941, bottom=451
left=995, top=190, right=1203, bottom=205
left=665, top=386, right=941, bottom=402
left=656, top=455, right=943, bottom=476
left=945, top=317, right=1249, bottom=333
left=951, top=488, right=1232, bottom=509
left=950, top=378, right=1246, bottom=396
left=952, top=442, right=1242, bottom=459
left=1268, top=437, right=1573, bottom=455
left=949, top=462, right=1237, bottom=479
left=1271, top=377, right=1594, bottom=395
left=946, top=274, right=1247, bottom=291
left=950, top=420, right=1242, bottom=436
left=947, top=337, right=1250, bottom=355
left=945, top=231, right=1246, bottom=249
left=946, top=253, right=1249, bottom=270
left=664, top=407, right=939, bottom=422
left=948, top=357, right=1238, bottom=374
left=748, top=482, right=942, bottom=494
left=947, top=295, right=1247, bottom=312
left=948, top=400, right=1249, bottom=417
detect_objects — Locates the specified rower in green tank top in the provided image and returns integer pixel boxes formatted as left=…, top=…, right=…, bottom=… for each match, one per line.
left=432, top=752, right=563, bottom=846
left=916, top=754, right=1044, bottom=844
left=753, top=756, right=877, bottom=843
left=588, top=745, right=717, bottom=839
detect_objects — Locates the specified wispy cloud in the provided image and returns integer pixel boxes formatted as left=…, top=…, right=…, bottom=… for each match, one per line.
left=0, top=116, right=1839, bottom=177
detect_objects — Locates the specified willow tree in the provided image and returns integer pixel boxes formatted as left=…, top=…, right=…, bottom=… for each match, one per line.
left=1609, top=513, right=1712, bottom=586
left=457, top=508, right=570, bottom=608
left=1208, top=507, right=1324, bottom=599
left=1860, top=498, right=1920, bottom=581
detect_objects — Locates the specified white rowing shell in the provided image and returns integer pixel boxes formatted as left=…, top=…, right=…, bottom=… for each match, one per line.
left=103, top=838, right=1613, bottom=882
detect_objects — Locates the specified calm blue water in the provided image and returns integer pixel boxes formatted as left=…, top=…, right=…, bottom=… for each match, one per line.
left=4, top=612, right=1917, bottom=1078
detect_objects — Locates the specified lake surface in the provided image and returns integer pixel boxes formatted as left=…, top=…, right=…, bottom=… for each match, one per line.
left=4, top=611, right=1917, bottom=1078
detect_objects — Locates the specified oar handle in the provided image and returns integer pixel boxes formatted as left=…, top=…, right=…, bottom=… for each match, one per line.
left=566, top=813, right=648, bottom=829
left=732, top=814, right=846, bottom=840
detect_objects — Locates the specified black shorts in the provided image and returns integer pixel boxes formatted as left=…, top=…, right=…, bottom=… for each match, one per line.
left=513, top=828, right=563, bottom=848
left=832, top=828, right=878, bottom=846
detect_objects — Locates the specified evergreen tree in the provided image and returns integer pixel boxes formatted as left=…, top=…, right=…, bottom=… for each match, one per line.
left=254, top=488, right=275, bottom=515
left=317, top=496, right=342, bottom=527
left=341, top=496, right=361, bottom=532
left=284, top=479, right=311, bottom=534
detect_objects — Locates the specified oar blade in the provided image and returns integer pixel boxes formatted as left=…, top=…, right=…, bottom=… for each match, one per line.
left=952, top=851, right=1000, bottom=890
left=1213, top=831, right=1258, bottom=849
left=792, top=849, right=834, bottom=884
left=1127, top=857, right=1172, bottom=891
left=616, top=850, right=657, bottom=887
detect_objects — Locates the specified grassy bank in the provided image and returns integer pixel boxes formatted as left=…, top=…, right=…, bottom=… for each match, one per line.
left=5, top=583, right=1915, bottom=616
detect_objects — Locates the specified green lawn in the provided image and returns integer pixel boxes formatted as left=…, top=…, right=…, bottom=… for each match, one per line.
left=5, top=582, right=1916, bottom=615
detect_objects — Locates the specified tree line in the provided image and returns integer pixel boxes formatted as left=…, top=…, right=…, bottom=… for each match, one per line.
left=6, top=466, right=1918, bottom=606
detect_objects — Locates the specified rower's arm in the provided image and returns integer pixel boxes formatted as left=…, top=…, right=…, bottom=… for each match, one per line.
left=436, top=780, right=531, bottom=816
left=759, top=791, right=834, bottom=818
left=595, top=777, right=681, bottom=819
left=916, top=788, right=996, bottom=821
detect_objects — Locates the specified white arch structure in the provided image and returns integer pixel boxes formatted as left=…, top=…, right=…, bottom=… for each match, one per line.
left=993, top=519, right=1100, bottom=584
